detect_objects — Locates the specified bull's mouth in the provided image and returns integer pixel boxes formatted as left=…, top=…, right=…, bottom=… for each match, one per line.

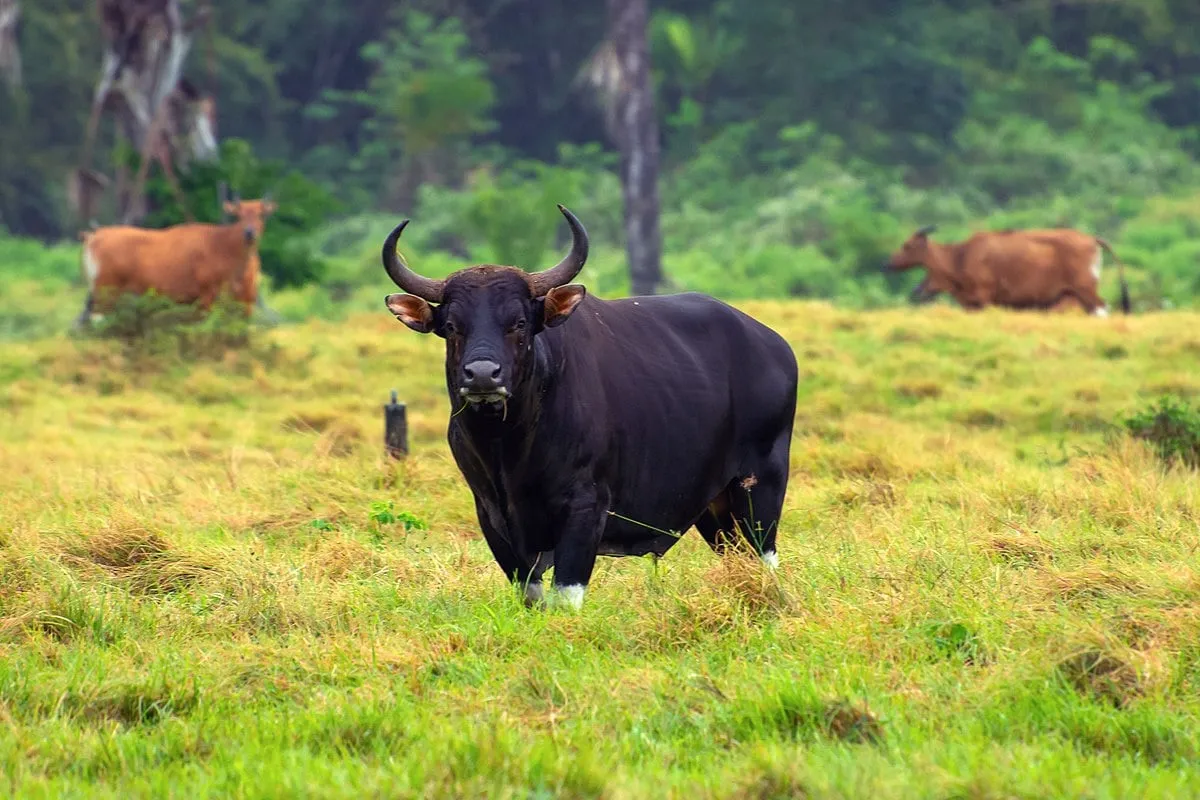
left=459, top=387, right=509, bottom=405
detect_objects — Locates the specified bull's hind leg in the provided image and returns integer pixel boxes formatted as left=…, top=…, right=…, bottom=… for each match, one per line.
left=727, top=438, right=791, bottom=570
left=693, top=489, right=740, bottom=553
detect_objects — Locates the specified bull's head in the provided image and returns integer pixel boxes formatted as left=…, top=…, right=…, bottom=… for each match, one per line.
left=223, top=193, right=277, bottom=244
left=383, top=205, right=588, bottom=413
left=883, top=224, right=938, bottom=272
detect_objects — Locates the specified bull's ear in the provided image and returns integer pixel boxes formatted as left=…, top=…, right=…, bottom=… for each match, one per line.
left=223, top=201, right=238, bottom=215
left=542, top=284, right=586, bottom=328
left=385, top=293, right=435, bottom=333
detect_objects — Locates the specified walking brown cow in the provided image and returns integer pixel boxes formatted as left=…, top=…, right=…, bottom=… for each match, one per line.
left=75, top=195, right=275, bottom=328
left=884, top=226, right=1131, bottom=316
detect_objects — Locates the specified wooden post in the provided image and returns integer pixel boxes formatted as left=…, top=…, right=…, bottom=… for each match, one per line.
left=384, top=390, right=408, bottom=459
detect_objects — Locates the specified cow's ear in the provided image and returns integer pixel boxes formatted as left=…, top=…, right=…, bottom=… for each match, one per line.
left=385, top=293, right=435, bottom=334
left=542, top=284, right=586, bottom=328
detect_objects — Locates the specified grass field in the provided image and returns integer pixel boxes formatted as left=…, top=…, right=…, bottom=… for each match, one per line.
left=1, top=301, right=1199, bottom=798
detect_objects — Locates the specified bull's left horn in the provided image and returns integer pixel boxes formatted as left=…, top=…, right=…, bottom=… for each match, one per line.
left=528, top=205, right=589, bottom=297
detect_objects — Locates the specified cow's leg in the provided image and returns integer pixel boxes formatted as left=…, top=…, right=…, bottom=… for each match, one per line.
left=1072, top=285, right=1108, bottom=317
left=73, top=293, right=95, bottom=331
left=727, top=436, right=791, bottom=570
left=548, top=487, right=610, bottom=611
left=472, top=496, right=541, bottom=607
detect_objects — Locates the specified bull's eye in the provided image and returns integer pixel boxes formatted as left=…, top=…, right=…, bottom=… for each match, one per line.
left=508, top=319, right=526, bottom=334
left=443, top=321, right=458, bottom=336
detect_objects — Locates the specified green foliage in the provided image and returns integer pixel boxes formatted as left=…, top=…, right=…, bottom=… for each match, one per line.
left=136, top=139, right=341, bottom=290
left=84, top=292, right=252, bottom=360
left=5, top=2, right=1200, bottom=310
left=361, top=12, right=495, bottom=155
left=1125, top=396, right=1200, bottom=469
left=464, top=160, right=593, bottom=267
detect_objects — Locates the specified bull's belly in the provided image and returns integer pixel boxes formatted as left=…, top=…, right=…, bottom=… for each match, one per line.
left=597, top=504, right=706, bottom=556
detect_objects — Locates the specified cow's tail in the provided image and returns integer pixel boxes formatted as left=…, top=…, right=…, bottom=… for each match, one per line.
left=1096, top=237, right=1131, bottom=314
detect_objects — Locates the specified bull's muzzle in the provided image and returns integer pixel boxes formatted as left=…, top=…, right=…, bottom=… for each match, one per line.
left=461, top=359, right=507, bottom=404
left=244, top=227, right=256, bottom=244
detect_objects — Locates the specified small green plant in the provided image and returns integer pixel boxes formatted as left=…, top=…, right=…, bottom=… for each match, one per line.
left=367, top=502, right=428, bottom=532
left=1124, top=396, right=1200, bottom=469
left=924, top=621, right=987, bottom=665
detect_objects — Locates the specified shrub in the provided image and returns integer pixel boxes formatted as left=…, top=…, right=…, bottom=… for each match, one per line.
left=85, top=292, right=252, bottom=360
left=1124, top=396, right=1200, bottom=469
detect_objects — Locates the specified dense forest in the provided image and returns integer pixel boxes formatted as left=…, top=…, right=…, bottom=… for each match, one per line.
left=3, top=0, right=1200, bottom=310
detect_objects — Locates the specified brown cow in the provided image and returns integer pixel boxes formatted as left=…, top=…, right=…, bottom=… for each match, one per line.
left=884, top=225, right=1131, bottom=316
left=75, top=196, right=275, bottom=327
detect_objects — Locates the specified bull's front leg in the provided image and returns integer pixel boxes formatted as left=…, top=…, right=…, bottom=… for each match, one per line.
left=548, top=485, right=611, bottom=611
left=472, top=496, right=544, bottom=607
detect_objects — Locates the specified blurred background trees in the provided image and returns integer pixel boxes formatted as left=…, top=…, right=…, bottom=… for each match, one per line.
left=3, top=0, right=1200, bottom=308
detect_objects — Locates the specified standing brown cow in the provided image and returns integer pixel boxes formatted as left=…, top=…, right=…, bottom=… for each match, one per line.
left=884, top=225, right=1131, bottom=316
left=76, top=196, right=275, bottom=328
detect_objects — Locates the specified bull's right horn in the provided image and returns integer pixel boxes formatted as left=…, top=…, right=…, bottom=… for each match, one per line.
left=916, top=224, right=938, bottom=236
left=381, top=220, right=446, bottom=303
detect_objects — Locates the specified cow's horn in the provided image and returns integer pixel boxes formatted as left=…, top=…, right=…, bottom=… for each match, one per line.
left=528, top=205, right=589, bottom=297
left=382, top=220, right=446, bottom=303
left=916, top=224, right=938, bottom=237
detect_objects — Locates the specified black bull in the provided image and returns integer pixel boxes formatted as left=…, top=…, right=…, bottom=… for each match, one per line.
left=382, top=206, right=798, bottom=609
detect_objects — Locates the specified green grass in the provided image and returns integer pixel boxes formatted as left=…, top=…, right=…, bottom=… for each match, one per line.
left=2, top=302, right=1200, bottom=798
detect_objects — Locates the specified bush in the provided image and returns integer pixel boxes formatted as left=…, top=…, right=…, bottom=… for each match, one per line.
left=85, top=292, right=252, bottom=360
left=1124, top=396, right=1200, bottom=469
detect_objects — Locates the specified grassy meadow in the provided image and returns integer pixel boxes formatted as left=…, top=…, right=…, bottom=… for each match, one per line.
left=1, top=301, right=1200, bottom=798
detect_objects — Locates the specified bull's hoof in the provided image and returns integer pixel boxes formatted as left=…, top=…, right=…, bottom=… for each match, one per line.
left=548, top=584, right=586, bottom=611
left=522, top=582, right=545, bottom=609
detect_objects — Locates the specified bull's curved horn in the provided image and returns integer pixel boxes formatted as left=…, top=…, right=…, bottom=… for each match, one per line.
left=527, top=205, right=589, bottom=297
left=382, top=220, right=446, bottom=303
left=916, top=224, right=938, bottom=237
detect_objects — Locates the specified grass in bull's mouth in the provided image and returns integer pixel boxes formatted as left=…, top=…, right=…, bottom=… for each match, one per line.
left=1, top=301, right=1199, bottom=798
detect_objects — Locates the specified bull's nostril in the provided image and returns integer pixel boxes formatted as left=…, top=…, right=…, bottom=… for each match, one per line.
left=489, top=364, right=500, bottom=379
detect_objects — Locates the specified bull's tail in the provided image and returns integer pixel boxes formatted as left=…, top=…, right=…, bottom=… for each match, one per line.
left=1096, top=237, right=1131, bottom=314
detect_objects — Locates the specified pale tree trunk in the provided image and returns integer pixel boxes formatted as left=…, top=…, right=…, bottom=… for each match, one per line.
left=74, top=0, right=217, bottom=224
left=0, top=0, right=19, bottom=90
left=607, top=0, right=662, bottom=296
